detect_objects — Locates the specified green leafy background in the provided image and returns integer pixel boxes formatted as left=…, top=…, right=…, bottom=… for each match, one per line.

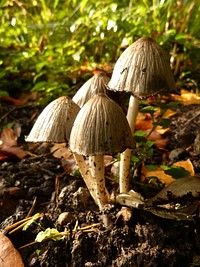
left=0, top=0, right=199, bottom=104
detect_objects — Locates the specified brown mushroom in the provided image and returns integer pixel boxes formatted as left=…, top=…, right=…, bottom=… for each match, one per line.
left=72, top=73, right=110, bottom=108
left=26, top=96, right=98, bottom=204
left=108, top=37, right=175, bottom=193
left=26, top=96, right=80, bottom=142
left=69, top=93, right=134, bottom=210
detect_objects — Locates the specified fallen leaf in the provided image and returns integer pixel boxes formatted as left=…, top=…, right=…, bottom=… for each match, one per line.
left=0, top=232, right=24, bottom=267
left=162, top=109, right=177, bottom=119
left=50, top=143, right=72, bottom=159
left=146, top=130, right=168, bottom=150
left=173, top=159, right=195, bottom=176
left=0, top=128, right=27, bottom=160
left=0, top=96, right=24, bottom=106
left=135, top=112, right=153, bottom=130
left=142, top=159, right=195, bottom=185
left=172, top=90, right=200, bottom=105
left=50, top=144, right=77, bottom=174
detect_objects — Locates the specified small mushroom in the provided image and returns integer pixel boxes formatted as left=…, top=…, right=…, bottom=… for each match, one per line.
left=69, top=93, right=134, bottom=210
left=26, top=96, right=80, bottom=142
left=72, top=73, right=110, bottom=108
left=26, top=96, right=98, bottom=204
left=108, top=37, right=175, bottom=193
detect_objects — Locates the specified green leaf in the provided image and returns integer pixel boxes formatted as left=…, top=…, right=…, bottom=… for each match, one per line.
left=166, top=102, right=180, bottom=109
left=140, top=106, right=158, bottom=116
left=0, top=90, right=9, bottom=97
left=131, top=155, right=140, bottom=164
left=134, top=130, right=147, bottom=143
left=157, top=118, right=171, bottom=127
left=146, top=165, right=159, bottom=171
left=160, top=165, right=190, bottom=179
left=22, top=213, right=40, bottom=231
left=146, top=140, right=155, bottom=148
left=134, top=130, right=147, bottom=137
left=35, top=228, right=62, bottom=242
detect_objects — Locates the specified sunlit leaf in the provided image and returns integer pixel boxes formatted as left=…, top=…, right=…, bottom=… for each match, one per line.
left=35, top=228, right=62, bottom=242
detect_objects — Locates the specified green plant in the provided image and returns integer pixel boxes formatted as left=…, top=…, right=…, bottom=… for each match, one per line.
left=0, top=0, right=199, bottom=104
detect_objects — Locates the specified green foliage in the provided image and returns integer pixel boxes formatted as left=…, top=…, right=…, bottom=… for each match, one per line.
left=22, top=213, right=40, bottom=231
left=0, top=0, right=199, bottom=103
left=161, top=165, right=191, bottom=179
left=35, top=228, right=63, bottom=242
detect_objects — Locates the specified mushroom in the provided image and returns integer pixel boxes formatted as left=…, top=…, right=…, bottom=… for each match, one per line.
left=69, top=93, right=134, bottom=210
left=26, top=96, right=80, bottom=142
left=108, top=36, right=176, bottom=193
left=26, top=96, right=99, bottom=205
left=72, top=73, right=110, bottom=108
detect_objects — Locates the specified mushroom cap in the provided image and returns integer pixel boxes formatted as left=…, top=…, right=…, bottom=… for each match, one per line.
left=72, top=73, right=110, bottom=107
left=69, top=93, right=134, bottom=156
left=26, top=96, right=80, bottom=143
left=108, top=37, right=175, bottom=98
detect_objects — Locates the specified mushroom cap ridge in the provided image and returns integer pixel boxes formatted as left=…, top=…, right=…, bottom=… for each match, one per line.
left=73, top=73, right=110, bottom=108
left=108, top=37, right=175, bottom=98
left=26, top=96, right=80, bottom=143
left=69, top=93, right=134, bottom=156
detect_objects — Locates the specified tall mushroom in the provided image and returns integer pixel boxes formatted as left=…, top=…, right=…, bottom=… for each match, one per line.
left=72, top=73, right=110, bottom=108
left=26, top=96, right=99, bottom=205
left=69, top=93, right=134, bottom=210
left=108, top=36, right=175, bottom=193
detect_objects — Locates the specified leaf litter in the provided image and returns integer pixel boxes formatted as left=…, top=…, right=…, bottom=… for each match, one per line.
left=1, top=94, right=200, bottom=266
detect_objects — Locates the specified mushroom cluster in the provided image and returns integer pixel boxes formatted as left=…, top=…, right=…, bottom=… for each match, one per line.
left=26, top=37, right=175, bottom=221
left=26, top=73, right=133, bottom=215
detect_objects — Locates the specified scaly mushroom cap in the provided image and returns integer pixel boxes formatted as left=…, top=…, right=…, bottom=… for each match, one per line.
left=72, top=73, right=110, bottom=107
left=69, top=93, right=134, bottom=156
left=108, top=37, right=175, bottom=98
left=26, top=96, right=80, bottom=143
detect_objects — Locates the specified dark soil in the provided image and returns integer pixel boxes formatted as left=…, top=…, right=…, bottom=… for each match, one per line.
left=1, top=100, right=200, bottom=267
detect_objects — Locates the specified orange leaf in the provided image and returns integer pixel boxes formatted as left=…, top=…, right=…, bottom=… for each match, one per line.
left=172, top=89, right=200, bottom=105
left=135, top=112, right=153, bottom=130
left=146, top=130, right=168, bottom=150
left=142, top=159, right=195, bottom=185
left=0, top=96, right=24, bottom=106
left=0, top=232, right=24, bottom=267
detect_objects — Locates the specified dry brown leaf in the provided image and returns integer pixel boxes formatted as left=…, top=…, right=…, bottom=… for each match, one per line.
left=0, top=96, right=24, bottom=106
left=50, top=143, right=77, bottom=174
left=142, top=159, right=195, bottom=185
left=0, top=232, right=24, bottom=267
left=50, top=143, right=72, bottom=159
left=146, top=130, right=168, bottom=150
left=0, top=128, right=27, bottom=160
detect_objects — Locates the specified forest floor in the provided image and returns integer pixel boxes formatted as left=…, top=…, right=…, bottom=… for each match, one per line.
left=1, top=92, right=200, bottom=267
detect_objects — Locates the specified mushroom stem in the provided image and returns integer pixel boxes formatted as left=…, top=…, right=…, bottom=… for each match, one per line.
left=119, top=96, right=140, bottom=193
left=73, top=153, right=98, bottom=204
left=89, top=155, right=109, bottom=210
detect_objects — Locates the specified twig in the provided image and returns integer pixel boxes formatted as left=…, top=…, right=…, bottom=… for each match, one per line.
left=26, top=197, right=37, bottom=218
